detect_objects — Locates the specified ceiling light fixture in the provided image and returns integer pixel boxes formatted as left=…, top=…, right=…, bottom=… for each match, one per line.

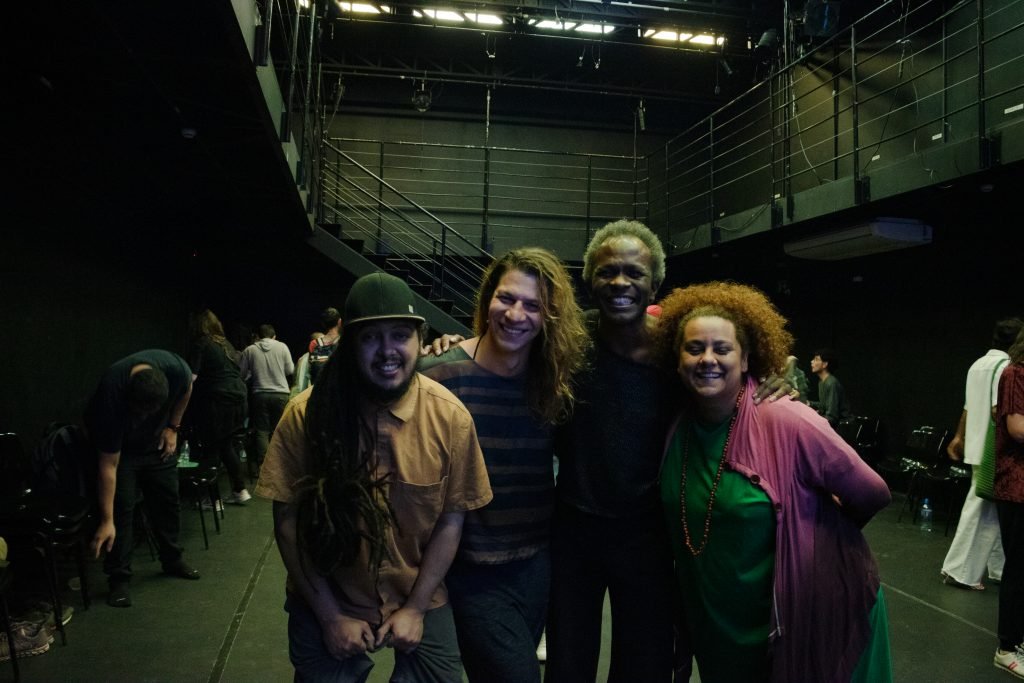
left=338, top=2, right=381, bottom=14
left=466, top=12, right=502, bottom=25
left=644, top=28, right=723, bottom=46
left=422, top=8, right=464, bottom=22
left=576, top=23, right=612, bottom=34
left=412, top=81, right=432, bottom=112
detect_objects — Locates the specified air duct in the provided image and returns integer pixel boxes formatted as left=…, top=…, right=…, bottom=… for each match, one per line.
left=783, top=218, right=933, bottom=260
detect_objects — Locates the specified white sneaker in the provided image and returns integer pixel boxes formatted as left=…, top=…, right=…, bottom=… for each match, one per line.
left=536, top=632, right=547, bottom=662
left=201, top=499, right=224, bottom=512
left=995, top=646, right=1024, bottom=679
left=226, top=489, right=252, bottom=505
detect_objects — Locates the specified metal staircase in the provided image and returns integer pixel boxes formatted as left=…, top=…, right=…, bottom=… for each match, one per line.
left=314, top=142, right=495, bottom=334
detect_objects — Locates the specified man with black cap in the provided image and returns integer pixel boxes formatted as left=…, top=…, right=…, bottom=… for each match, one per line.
left=256, top=272, right=492, bottom=682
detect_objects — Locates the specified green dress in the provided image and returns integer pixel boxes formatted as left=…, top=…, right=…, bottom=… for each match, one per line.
left=660, top=417, right=775, bottom=683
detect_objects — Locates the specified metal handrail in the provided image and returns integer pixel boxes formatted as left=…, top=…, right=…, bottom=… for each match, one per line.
left=320, top=142, right=493, bottom=317
left=648, top=0, right=1024, bottom=252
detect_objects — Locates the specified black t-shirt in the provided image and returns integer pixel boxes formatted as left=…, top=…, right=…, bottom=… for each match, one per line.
left=188, top=337, right=246, bottom=404
left=554, top=312, right=681, bottom=518
left=84, top=349, right=192, bottom=455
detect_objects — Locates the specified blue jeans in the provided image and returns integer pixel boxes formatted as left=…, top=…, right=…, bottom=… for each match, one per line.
left=285, top=594, right=463, bottom=683
left=446, top=550, right=550, bottom=683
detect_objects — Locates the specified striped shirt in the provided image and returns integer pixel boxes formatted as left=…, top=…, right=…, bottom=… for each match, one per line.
left=419, top=347, right=554, bottom=564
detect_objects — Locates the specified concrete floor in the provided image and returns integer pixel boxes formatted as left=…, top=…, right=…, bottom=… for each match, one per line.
left=1, top=478, right=1012, bottom=683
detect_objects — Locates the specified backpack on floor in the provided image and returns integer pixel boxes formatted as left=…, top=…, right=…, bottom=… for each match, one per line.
left=31, top=422, right=97, bottom=499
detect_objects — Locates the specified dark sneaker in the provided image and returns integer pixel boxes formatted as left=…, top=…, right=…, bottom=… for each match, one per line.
left=0, top=623, right=52, bottom=661
left=107, top=582, right=132, bottom=608
left=162, top=559, right=201, bottom=580
left=21, top=600, right=74, bottom=628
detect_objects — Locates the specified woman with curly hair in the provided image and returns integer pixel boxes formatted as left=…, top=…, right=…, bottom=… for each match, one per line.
left=653, top=281, right=892, bottom=683
left=418, top=247, right=590, bottom=683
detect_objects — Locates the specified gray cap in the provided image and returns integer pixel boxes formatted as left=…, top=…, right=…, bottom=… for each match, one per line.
left=344, top=273, right=426, bottom=326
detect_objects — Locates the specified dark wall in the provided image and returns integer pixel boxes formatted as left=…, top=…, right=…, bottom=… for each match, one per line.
left=0, top=230, right=193, bottom=448
left=182, top=239, right=357, bottom=359
left=0, top=227, right=353, bottom=452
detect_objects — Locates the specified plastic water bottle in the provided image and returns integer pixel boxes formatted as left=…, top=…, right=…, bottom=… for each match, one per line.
left=178, top=439, right=191, bottom=466
left=919, top=498, right=933, bottom=532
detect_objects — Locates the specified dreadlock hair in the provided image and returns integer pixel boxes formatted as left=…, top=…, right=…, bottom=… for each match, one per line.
left=295, top=328, right=399, bottom=579
left=472, top=247, right=591, bottom=425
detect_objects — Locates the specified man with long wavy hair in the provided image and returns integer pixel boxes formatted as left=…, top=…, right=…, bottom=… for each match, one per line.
left=256, top=273, right=492, bottom=682
left=418, top=247, right=590, bottom=683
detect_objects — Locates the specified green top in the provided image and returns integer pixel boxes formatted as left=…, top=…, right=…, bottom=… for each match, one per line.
left=660, top=417, right=775, bottom=683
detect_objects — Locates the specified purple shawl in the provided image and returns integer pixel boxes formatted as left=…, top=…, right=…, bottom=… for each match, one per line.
left=665, top=376, right=891, bottom=682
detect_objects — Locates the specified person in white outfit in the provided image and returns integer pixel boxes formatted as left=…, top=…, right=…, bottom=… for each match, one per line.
left=941, top=318, right=1024, bottom=589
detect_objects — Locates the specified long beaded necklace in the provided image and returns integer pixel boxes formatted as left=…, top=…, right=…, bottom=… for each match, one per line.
left=679, top=385, right=745, bottom=557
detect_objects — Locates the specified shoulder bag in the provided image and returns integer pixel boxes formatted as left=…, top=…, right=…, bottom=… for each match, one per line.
left=975, top=359, right=1009, bottom=501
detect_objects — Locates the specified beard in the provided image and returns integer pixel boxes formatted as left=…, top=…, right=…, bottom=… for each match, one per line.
left=357, top=368, right=416, bottom=405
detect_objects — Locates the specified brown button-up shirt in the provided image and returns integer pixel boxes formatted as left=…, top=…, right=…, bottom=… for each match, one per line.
left=256, top=374, right=492, bottom=624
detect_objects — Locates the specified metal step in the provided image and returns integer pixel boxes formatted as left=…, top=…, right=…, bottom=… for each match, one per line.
left=341, top=238, right=364, bottom=253
left=430, top=299, right=454, bottom=314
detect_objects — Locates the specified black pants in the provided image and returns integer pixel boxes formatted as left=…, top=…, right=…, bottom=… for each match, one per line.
left=545, top=504, right=675, bottom=683
left=104, top=450, right=183, bottom=582
left=250, top=392, right=289, bottom=464
left=997, top=500, right=1024, bottom=650
left=447, top=551, right=550, bottom=683
left=194, top=432, right=245, bottom=492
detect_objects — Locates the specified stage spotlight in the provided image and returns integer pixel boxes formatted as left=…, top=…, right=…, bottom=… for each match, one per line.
left=412, top=81, right=432, bottom=112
